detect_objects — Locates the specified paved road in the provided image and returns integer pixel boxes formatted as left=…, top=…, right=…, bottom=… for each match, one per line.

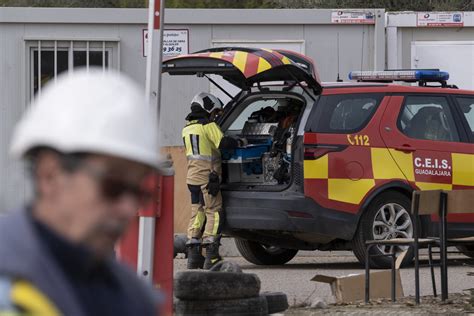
left=174, top=250, right=474, bottom=307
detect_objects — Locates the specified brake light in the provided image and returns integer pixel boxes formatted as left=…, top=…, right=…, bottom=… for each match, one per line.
left=304, top=145, right=347, bottom=160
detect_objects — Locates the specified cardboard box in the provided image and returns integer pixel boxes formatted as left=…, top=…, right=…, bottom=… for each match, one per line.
left=311, top=251, right=406, bottom=303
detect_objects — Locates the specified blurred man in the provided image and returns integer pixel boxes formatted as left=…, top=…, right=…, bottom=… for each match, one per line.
left=0, top=69, right=161, bottom=315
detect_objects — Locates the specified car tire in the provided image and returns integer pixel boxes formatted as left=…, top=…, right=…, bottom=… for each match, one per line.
left=352, top=191, right=415, bottom=269
left=174, top=271, right=260, bottom=300
left=456, top=245, right=474, bottom=258
left=261, top=291, right=289, bottom=314
left=175, top=296, right=268, bottom=316
left=235, top=238, right=298, bottom=265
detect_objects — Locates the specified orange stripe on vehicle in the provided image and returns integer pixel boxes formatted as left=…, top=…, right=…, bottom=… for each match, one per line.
left=243, top=52, right=260, bottom=77
left=219, top=51, right=236, bottom=64
left=232, top=51, right=248, bottom=74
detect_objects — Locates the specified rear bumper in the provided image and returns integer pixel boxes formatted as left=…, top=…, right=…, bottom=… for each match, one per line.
left=222, top=190, right=358, bottom=241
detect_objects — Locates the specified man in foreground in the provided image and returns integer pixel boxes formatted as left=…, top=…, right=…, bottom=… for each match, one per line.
left=0, top=69, right=161, bottom=315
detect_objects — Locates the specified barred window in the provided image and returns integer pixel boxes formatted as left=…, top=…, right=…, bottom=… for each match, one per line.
left=27, top=39, right=119, bottom=99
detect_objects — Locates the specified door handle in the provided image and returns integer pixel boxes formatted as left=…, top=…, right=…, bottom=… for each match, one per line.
left=393, top=145, right=416, bottom=153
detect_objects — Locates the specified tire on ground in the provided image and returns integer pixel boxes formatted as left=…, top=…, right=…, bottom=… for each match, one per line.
left=174, top=271, right=260, bottom=300
left=261, top=291, right=289, bottom=314
left=352, top=191, right=415, bottom=269
left=456, top=245, right=474, bottom=259
left=174, top=234, right=187, bottom=258
left=175, top=296, right=268, bottom=316
left=235, top=238, right=298, bottom=265
left=209, top=260, right=243, bottom=273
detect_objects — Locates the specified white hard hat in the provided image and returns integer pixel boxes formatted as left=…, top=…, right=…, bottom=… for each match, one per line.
left=191, top=92, right=222, bottom=113
left=10, top=68, right=160, bottom=169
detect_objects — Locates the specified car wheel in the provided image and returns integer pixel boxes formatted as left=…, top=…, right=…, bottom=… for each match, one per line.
left=261, top=291, right=289, bottom=314
left=353, top=191, right=415, bottom=269
left=175, top=296, right=268, bottom=316
left=235, top=238, right=298, bottom=265
left=456, top=245, right=474, bottom=258
left=174, top=271, right=260, bottom=300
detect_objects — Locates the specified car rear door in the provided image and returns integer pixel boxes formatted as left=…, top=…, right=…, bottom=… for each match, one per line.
left=380, top=94, right=474, bottom=235
left=162, top=47, right=322, bottom=95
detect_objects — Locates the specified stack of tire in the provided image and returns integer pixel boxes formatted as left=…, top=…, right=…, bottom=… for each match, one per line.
left=174, top=262, right=288, bottom=315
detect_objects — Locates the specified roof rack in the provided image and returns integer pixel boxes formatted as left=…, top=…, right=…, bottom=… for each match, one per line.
left=348, top=69, right=458, bottom=88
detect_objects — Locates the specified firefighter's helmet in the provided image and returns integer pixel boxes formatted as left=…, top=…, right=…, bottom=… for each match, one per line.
left=191, top=92, right=222, bottom=113
left=10, top=68, right=160, bottom=169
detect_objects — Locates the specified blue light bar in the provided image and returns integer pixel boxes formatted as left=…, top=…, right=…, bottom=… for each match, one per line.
left=349, top=70, right=449, bottom=82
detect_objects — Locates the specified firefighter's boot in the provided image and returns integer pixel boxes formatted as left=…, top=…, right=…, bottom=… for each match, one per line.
left=203, top=242, right=222, bottom=270
left=186, top=240, right=204, bottom=269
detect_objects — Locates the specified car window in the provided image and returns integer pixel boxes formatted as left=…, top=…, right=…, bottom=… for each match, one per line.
left=398, top=96, right=459, bottom=142
left=306, top=94, right=382, bottom=133
left=456, top=97, right=474, bottom=138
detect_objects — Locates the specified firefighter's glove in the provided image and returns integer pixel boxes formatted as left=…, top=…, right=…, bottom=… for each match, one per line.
left=207, top=171, right=220, bottom=196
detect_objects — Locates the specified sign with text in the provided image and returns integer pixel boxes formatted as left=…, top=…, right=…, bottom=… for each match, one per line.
left=331, top=11, right=375, bottom=24
left=417, top=12, right=464, bottom=27
left=143, top=29, right=189, bottom=57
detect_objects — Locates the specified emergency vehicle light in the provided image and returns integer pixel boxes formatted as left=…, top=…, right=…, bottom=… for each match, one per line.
left=348, top=70, right=449, bottom=82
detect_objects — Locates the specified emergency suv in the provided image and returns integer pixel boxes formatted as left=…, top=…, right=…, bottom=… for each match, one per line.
left=163, top=48, right=474, bottom=268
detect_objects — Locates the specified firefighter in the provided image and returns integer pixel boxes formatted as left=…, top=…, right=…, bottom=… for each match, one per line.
left=182, top=92, right=243, bottom=270
left=0, top=69, right=161, bottom=315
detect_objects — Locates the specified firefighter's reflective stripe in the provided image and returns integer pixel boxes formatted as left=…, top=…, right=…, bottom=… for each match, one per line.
left=212, top=211, right=220, bottom=236
left=11, top=280, right=60, bottom=316
left=0, top=278, right=60, bottom=316
left=182, top=121, right=223, bottom=159
left=191, top=134, right=200, bottom=155
left=187, top=155, right=214, bottom=161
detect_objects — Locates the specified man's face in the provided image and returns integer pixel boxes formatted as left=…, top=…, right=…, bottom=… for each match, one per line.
left=34, top=152, right=152, bottom=257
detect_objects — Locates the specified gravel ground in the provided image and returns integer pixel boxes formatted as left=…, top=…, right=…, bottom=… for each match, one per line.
left=285, top=293, right=474, bottom=315
left=174, top=250, right=474, bottom=315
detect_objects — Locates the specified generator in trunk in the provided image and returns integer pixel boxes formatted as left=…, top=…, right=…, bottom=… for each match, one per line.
left=221, top=101, right=301, bottom=187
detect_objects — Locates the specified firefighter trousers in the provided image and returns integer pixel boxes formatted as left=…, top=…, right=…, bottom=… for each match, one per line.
left=186, top=183, right=223, bottom=243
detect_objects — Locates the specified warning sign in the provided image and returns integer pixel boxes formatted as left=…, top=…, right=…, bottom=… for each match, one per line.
left=143, top=29, right=189, bottom=58
left=162, top=29, right=189, bottom=57
left=331, top=11, right=375, bottom=24
left=417, top=12, right=464, bottom=27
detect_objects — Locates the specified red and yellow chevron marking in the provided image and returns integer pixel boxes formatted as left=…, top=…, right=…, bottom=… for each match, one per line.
left=181, top=49, right=293, bottom=78
left=304, top=146, right=474, bottom=215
